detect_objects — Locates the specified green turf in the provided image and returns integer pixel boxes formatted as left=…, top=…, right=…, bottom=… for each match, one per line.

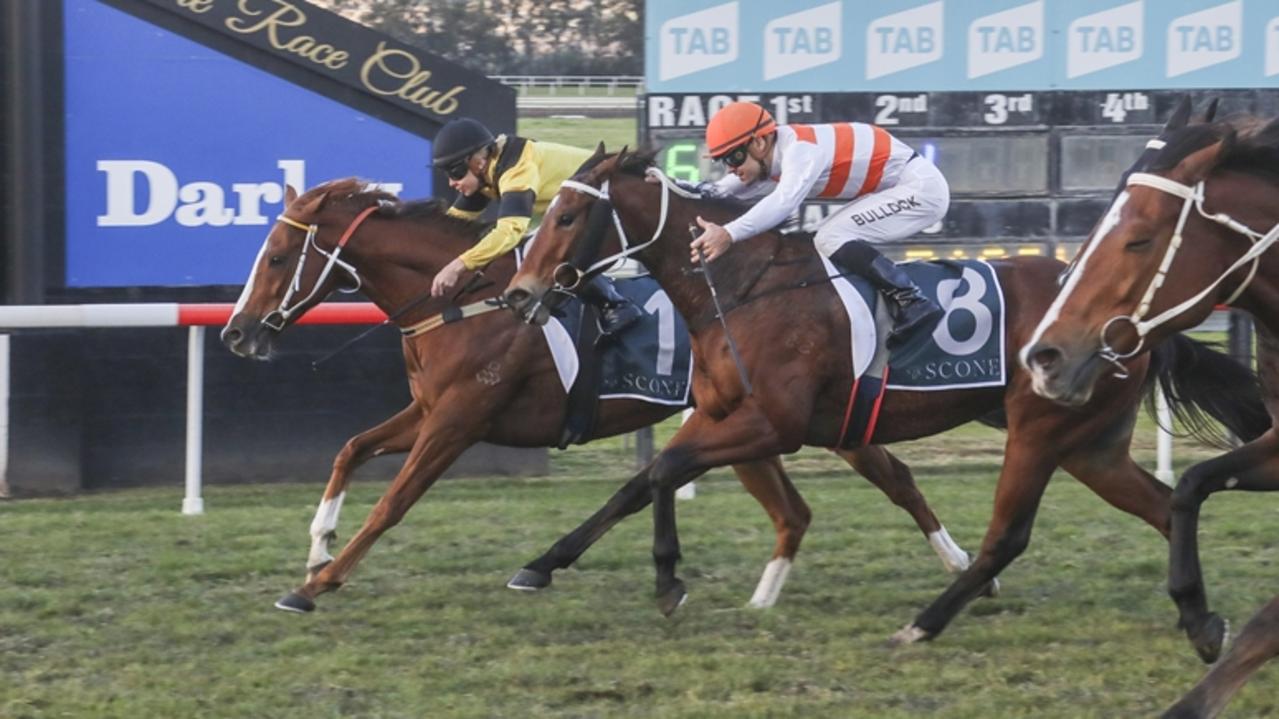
left=3, top=418, right=1276, bottom=718
left=518, top=117, right=637, bottom=154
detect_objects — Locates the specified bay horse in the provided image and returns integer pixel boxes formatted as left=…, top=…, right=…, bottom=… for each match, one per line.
left=221, top=179, right=982, bottom=613
left=1021, top=118, right=1279, bottom=718
left=501, top=142, right=1266, bottom=642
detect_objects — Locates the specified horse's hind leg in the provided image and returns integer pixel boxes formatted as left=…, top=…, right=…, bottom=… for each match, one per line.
left=1169, top=430, right=1279, bottom=663
left=508, top=466, right=656, bottom=591
left=306, top=403, right=422, bottom=581
left=508, top=457, right=809, bottom=603
left=733, top=457, right=811, bottom=608
left=834, top=446, right=979, bottom=579
left=893, top=438, right=1055, bottom=645
left=276, top=405, right=475, bottom=613
left=1163, top=594, right=1279, bottom=719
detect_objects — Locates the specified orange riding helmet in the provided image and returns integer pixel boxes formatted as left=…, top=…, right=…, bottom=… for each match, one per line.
left=705, top=101, right=777, bottom=158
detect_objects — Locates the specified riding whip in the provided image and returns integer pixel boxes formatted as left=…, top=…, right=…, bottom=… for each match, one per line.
left=690, top=223, right=753, bottom=395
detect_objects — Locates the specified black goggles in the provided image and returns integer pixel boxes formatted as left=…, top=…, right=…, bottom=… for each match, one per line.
left=718, top=143, right=750, bottom=169
left=443, top=158, right=471, bottom=181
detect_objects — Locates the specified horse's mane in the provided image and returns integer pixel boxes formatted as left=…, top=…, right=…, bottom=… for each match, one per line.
left=1151, top=115, right=1279, bottom=185
left=600, top=150, right=760, bottom=217
left=1216, top=115, right=1279, bottom=184
left=298, top=177, right=486, bottom=239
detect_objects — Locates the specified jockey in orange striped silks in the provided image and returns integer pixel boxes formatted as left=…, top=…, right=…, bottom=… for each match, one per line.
left=692, top=101, right=947, bottom=348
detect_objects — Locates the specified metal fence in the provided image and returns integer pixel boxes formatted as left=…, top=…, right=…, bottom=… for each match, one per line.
left=492, top=75, right=642, bottom=95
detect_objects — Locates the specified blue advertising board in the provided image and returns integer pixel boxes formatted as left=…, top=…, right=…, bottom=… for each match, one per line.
left=646, top=0, right=1279, bottom=92
left=64, top=0, right=434, bottom=287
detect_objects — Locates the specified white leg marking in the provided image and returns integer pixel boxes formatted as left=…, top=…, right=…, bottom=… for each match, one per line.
left=748, top=558, right=793, bottom=608
left=890, top=624, right=930, bottom=645
left=928, top=527, right=971, bottom=574
left=307, top=491, right=345, bottom=570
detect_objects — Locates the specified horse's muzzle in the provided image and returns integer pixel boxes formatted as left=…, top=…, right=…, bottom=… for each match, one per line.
left=503, top=282, right=562, bottom=327
left=221, top=315, right=276, bottom=360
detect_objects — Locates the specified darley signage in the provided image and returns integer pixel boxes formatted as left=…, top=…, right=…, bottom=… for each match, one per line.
left=138, top=0, right=492, bottom=122
left=64, top=0, right=514, bottom=288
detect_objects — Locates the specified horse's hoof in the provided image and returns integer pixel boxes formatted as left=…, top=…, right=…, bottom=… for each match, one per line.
left=887, top=624, right=932, bottom=647
left=1187, top=613, right=1228, bottom=664
left=507, top=568, right=552, bottom=592
left=274, top=592, right=316, bottom=613
left=656, top=581, right=687, bottom=618
left=980, top=577, right=1001, bottom=599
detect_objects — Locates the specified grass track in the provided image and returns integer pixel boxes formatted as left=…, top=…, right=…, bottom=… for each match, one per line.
left=3, top=423, right=1277, bottom=718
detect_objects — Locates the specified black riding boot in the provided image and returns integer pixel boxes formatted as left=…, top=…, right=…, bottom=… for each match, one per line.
left=580, top=275, right=642, bottom=336
left=830, top=241, right=943, bottom=349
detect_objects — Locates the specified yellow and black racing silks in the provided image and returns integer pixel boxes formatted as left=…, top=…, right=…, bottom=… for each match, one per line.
left=446, top=135, right=593, bottom=271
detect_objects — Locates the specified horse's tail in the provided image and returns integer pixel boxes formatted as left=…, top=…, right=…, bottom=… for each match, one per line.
left=1144, top=333, right=1271, bottom=449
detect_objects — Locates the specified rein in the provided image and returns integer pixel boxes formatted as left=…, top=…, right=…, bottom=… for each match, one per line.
left=1099, top=171, right=1279, bottom=366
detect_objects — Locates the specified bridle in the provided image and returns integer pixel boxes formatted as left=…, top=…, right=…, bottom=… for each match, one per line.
left=1097, top=170, right=1279, bottom=367
left=551, top=167, right=691, bottom=289
left=516, top=167, right=690, bottom=324
left=262, top=205, right=377, bottom=331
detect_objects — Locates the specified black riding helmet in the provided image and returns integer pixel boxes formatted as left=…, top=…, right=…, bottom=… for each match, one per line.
left=431, top=118, right=496, bottom=169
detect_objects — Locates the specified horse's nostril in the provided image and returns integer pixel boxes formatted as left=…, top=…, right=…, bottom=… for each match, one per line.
left=222, top=327, right=243, bottom=346
left=506, top=288, right=530, bottom=305
left=1030, top=345, right=1062, bottom=373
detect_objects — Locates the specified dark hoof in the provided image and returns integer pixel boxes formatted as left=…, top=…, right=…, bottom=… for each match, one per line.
left=656, top=580, right=687, bottom=618
left=507, top=567, right=552, bottom=592
left=274, top=592, right=316, bottom=613
left=1187, top=613, right=1228, bottom=664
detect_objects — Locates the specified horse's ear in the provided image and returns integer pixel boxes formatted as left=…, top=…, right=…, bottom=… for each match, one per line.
left=1165, top=95, right=1193, bottom=132
left=594, top=141, right=607, bottom=156
left=1202, top=98, right=1220, bottom=123
left=298, top=191, right=328, bottom=216
left=1180, top=129, right=1236, bottom=180
left=285, top=184, right=298, bottom=206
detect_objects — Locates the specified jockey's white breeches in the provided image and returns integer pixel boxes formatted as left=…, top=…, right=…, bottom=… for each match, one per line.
left=813, top=157, right=950, bottom=257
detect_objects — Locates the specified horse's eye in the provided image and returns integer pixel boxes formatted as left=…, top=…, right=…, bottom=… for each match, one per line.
left=557, top=213, right=575, bottom=227
left=1124, top=238, right=1152, bottom=252
left=269, top=255, right=286, bottom=266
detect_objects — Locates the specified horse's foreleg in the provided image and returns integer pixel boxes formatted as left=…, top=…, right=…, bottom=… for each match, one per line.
left=834, top=446, right=977, bottom=578
left=648, top=407, right=785, bottom=617
left=1169, top=430, right=1279, bottom=663
left=1163, top=594, right=1279, bottom=719
left=306, top=403, right=423, bottom=580
left=732, top=457, right=811, bottom=608
left=508, top=466, right=656, bottom=591
left=275, top=410, right=474, bottom=613
left=893, top=440, right=1054, bottom=644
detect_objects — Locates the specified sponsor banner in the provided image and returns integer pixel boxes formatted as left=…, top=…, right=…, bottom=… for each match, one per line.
left=65, top=0, right=432, bottom=287
left=646, top=0, right=1279, bottom=91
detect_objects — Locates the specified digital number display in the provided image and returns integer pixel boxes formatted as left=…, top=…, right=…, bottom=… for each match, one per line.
left=1059, top=135, right=1148, bottom=191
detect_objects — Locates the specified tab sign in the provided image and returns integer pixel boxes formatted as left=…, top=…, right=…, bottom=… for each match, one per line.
left=968, top=1, right=1044, bottom=79
left=1067, top=0, right=1143, bottom=79
left=764, top=2, right=842, bottom=81
left=659, top=2, right=740, bottom=82
left=1167, top=0, right=1241, bottom=78
left=866, top=1, right=944, bottom=80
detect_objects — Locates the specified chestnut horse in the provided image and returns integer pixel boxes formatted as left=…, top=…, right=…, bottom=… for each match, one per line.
left=502, top=141, right=1265, bottom=642
left=222, top=180, right=980, bottom=613
left=1022, top=118, right=1279, bottom=718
